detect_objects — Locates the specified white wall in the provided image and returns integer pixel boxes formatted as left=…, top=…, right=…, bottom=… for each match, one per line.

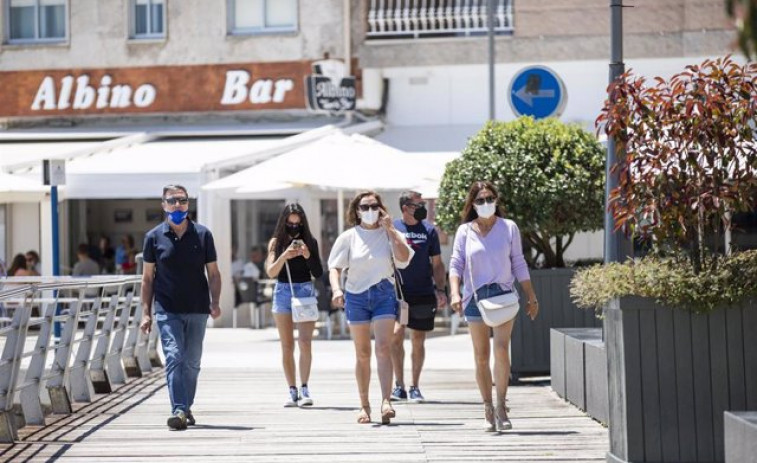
left=10, top=202, right=41, bottom=259
left=381, top=56, right=727, bottom=127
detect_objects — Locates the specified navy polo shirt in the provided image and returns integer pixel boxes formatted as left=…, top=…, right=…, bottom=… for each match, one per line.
left=142, top=220, right=217, bottom=314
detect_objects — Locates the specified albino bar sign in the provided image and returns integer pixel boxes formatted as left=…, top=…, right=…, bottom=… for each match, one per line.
left=0, top=61, right=322, bottom=117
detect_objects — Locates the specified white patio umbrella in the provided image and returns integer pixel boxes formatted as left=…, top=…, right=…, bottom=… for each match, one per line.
left=0, top=171, right=47, bottom=202
left=234, top=132, right=424, bottom=193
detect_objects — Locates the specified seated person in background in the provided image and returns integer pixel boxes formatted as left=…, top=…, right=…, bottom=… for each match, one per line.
left=72, top=243, right=101, bottom=276
left=98, top=236, right=116, bottom=274
left=25, top=250, right=41, bottom=276
left=242, top=245, right=264, bottom=280
left=8, top=254, right=34, bottom=277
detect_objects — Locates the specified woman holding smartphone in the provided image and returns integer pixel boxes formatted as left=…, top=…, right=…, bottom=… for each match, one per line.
left=328, top=191, right=414, bottom=425
left=266, top=203, right=324, bottom=408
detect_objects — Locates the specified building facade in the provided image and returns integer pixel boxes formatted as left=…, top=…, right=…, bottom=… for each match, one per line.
left=0, top=0, right=744, bottom=324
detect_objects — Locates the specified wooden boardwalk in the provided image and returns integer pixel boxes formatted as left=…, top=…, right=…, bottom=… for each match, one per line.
left=1, top=329, right=608, bottom=462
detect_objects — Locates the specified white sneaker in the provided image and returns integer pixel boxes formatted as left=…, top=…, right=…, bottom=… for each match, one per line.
left=299, top=386, right=313, bottom=407
left=284, top=388, right=299, bottom=407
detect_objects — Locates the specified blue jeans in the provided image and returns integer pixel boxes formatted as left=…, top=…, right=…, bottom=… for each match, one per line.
left=272, top=281, right=315, bottom=314
left=464, top=283, right=510, bottom=323
left=344, top=279, right=397, bottom=325
left=155, top=311, right=209, bottom=414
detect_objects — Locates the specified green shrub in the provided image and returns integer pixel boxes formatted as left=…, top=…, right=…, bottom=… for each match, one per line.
left=436, top=117, right=605, bottom=268
left=570, top=250, right=757, bottom=314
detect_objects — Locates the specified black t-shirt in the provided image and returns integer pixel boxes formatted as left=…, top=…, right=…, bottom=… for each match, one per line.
left=275, top=237, right=324, bottom=283
left=142, top=220, right=217, bottom=314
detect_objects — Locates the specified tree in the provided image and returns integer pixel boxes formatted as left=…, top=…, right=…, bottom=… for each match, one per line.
left=726, top=0, right=757, bottom=59
left=436, top=117, right=605, bottom=268
left=598, top=55, right=757, bottom=272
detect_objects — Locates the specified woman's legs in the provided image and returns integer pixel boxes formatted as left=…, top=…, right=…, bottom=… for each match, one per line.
left=468, top=322, right=493, bottom=403
left=373, top=318, right=395, bottom=401
left=274, top=314, right=296, bottom=388
left=492, top=319, right=515, bottom=426
left=297, top=321, right=315, bottom=385
left=349, top=323, right=372, bottom=408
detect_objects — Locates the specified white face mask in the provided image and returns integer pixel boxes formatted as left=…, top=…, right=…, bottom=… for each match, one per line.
left=474, top=202, right=496, bottom=219
left=360, top=209, right=380, bottom=225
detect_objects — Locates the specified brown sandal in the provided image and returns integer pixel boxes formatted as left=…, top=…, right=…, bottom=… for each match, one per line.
left=357, top=405, right=371, bottom=424
left=381, top=399, right=396, bottom=425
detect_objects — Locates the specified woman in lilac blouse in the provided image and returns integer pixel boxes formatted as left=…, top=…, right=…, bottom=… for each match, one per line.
left=448, top=181, right=539, bottom=432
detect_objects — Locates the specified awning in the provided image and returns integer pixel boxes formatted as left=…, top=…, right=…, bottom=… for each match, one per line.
left=1, top=137, right=281, bottom=199
left=0, top=171, right=47, bottom=202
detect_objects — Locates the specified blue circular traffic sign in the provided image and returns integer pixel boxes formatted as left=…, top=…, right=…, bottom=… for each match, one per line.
left=508, top=66, right=567, bottom=119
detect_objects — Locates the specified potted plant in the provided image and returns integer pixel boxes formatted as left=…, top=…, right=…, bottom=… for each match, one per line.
left=574, top=55, right=757, bottom=463
left=436, top=117, right=606, bottom=375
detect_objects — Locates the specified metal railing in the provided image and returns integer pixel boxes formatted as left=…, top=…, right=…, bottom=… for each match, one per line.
left=366, top=0, right=513, bottom=39
left=0, top=276, right=161, bottom=442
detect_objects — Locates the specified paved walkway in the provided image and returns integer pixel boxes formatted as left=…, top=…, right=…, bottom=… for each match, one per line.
left=1, top=329, right=608, bottom=462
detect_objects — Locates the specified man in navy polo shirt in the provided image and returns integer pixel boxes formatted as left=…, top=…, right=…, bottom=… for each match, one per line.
left=140, top=184, right=222, bottom=430
left=391, top=191, right=448, bottom=403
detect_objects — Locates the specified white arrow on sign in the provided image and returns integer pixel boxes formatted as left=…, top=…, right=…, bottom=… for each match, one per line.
left=513, top=85, right=555, bottom=107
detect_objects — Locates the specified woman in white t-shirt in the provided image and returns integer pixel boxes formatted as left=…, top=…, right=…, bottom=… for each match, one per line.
left=328, top=191, right=414, bottom=425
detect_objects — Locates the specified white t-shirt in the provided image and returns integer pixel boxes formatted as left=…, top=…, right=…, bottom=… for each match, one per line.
left=327, top=226, right=414, bottom=294
left=242, top=262, right=261, bottom=279
left=231, top=259, right=245, bottom=279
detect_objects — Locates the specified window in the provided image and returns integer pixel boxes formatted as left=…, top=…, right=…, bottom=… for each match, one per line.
left=130, top=0, right=165, bottom=39
left=6, top=0, right=66, bottom=43
left=230, top=0, right=297, bottom=34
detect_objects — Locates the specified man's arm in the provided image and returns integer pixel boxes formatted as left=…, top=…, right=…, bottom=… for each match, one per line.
left=140, top=262, right=156, bottom=333
left=431, top=255, right=448, bottom=307
left=206, top=261, right=222, bottom=319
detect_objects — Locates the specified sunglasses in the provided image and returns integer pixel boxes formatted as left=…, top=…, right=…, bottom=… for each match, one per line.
left=358, top=204, right=381, bottom=211
left=473, top=196, right=496, bottom=206
left=164, top=197, right=189, bottom=206
left=405, top=201, right=426, bottom=209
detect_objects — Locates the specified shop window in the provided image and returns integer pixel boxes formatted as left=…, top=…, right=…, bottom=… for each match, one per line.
left=6, top=0, right=67, bottom=43
left=229, top=0, right=297, bottom=35
left=130, top=0, right=165, bottom=39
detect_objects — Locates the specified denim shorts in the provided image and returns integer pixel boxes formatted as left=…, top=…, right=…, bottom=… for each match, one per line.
left=344, top=279, right=398, bottom=325
left=464, top=283, right=511, bottom=323
left=272, top=281, right=315, bottom=314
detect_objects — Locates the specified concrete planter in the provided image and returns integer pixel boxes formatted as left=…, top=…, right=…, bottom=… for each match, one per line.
left=605, top=297, right=757, bottom=463
left=512, top=268, right=602, bottom=377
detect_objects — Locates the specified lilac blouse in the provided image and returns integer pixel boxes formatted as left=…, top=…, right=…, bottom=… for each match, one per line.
left=448, top=218, right=530, bottom=306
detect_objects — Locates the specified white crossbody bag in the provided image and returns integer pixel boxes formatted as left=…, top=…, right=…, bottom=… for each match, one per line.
left=466, top=224, right=519, bottom=327
left=285, top=261, right=319, bottom=323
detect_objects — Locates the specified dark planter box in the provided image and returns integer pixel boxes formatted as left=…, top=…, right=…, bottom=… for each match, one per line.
left=551, top=327, right=608, bottom=425
left=512, top=268, right=602, bottom=377
left=605, top=297, right=757, bottom=463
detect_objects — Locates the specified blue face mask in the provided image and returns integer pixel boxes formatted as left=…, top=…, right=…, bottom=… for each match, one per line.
left=166, top=210, right=188, bottom=225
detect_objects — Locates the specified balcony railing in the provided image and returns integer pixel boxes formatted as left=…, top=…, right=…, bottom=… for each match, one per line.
left=366, top=0, right=513, bottom=39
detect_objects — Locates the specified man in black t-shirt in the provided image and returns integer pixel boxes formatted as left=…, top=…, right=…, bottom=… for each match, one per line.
left=140, top=184, right=222, bottom=430
left=391, top=191, right=448, bottom=403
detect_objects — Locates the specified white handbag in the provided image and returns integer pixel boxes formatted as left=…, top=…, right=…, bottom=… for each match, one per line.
left=285, top=261, right=319, bottom=323
left=466, top=225, right=520, bottom=327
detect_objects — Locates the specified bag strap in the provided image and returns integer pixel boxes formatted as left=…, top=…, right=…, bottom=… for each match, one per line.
left=465, top=224, right=480, bottom=304
left=387, top=230, right=406, bottom=303
left=284, top=256, right=315, bottom=298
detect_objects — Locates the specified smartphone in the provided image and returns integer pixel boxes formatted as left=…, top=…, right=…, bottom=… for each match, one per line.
left=292, top=239, right=304, bottom=249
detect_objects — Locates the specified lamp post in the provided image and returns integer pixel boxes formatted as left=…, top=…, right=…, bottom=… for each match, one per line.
left=488, top=0, right=496, bottom=120
left=605, top=0, right=632, bottom=263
